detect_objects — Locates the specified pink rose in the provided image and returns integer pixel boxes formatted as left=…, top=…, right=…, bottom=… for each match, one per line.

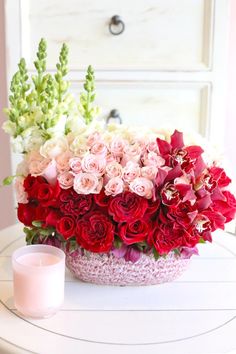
left=74, top=173, right=102, bottom=194
left=69, top=157, right=82, bottom=174
left=106, top=161, right=123, bottom=178
left=124, top=142, right=141, bottom=156
left=147, top=141, right=158, bottom=153
left=129, top=177, right=154, bottom=199
left=106, top=153, right=120, bottom=164
left=123, top=161, right=141, bottom=183
left=87, top=132, right=102, bottom=146
left=15, top=177, right=28, bottom=204
left=81, top=154, right=106, bottom=176
left=56, top=151, right=72, bottom=174
left=141, top=166, right=158, bottom=180
left=105, top=177, right=124, bottom=196
left=91, top=142, right=107, bottom=156
left=143, top=152, right=165, bottom=168
left=58, top=172, right=74, bottom=189
left=110, top=137, right=126, bottom=157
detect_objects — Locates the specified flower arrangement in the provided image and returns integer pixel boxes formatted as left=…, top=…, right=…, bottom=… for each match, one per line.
left=3, top=39, right=236, bottom=285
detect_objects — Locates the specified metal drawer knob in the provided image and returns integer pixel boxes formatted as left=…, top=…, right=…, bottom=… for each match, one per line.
left=106, top=109, right=122, bottom=124
left=109, top=15, right=125, bottom=36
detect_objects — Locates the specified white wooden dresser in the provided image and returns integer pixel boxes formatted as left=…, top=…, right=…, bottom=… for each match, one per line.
left=4, top=0, right=230, bottom=144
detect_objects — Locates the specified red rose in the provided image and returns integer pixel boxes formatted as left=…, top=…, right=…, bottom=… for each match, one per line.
left=45, top=209, right=62, bottom=227
left=94, top=189, right=111, bottom=208
left=59, top=188, right=93, bottom=216
left=17, top=202, right=37, bottom=226
left=37, top=181, right=60, bottom=207
left=23, top=175, right=45, bottom=199
left=76, top=211, right=114, bottom=252
left=108, top=192, right=148, bottom=222
left=56, top=216, right=76, bottom=240
left=146, top=196, right=160, bottom=216
left=35, top=205, right=50, bottom=222
left=149, top=222, right=197, bottom=254
left=118, top=219, right=150, bottom=245
left=212, top=191, right=236, bottom=223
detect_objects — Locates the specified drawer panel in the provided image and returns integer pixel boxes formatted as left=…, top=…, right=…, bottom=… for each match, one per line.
left=72, top=81, right=210, bottom=135
left=21, top=0, right=213, bottom=71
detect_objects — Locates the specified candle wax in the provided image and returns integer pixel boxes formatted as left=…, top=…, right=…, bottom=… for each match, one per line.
left=17, top=253, right=61, bottom=267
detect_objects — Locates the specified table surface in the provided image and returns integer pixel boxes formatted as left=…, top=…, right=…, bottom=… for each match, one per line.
left=1, top=224, right=236, bottom=354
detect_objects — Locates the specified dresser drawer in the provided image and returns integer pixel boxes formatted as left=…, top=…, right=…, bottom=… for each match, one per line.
left=72, top=81, right=210, bottom=134
left=22, top=0, right=213, bottom=71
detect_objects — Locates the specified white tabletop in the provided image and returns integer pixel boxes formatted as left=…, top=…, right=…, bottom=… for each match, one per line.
left=0, top=224, right=236, bottom=354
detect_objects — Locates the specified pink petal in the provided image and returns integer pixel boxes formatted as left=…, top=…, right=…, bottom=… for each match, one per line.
left=112, top=244, right=127, bottom=259
left=211, top=187, right=227, bottom=201
left=42, top=159, right=58, bottom=185
left=171, top=130, right=184, bottom=149
left=197, top=194, right=212, bottom=211
left=125, top=247, right=141, bottom=263
left=194, top=156, right=206, bottom=178
left=156, top=168, right=168, bottom=187
left=181, top=246, right=199, bottom=259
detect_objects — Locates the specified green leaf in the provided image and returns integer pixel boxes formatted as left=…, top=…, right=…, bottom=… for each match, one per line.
left=199, top=237, right=206, bottom=244
left=2, top=175, right=15, bottom=186
left=136, top=241, right=148, bottom=252
left=153, top=248, right=160, bottom=260
left=68, top=239, right=78, bottom=252
left=32, top=220, right=43, bottom=227
left=114, top=237, right=122, bottom=249
left=173, top=248, right=181, bottom=256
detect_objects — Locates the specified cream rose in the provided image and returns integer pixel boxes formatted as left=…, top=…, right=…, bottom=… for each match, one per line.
left=40, top=137, right=68, bottom=159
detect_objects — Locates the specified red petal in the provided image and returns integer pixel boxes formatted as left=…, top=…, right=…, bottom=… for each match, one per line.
left=185, top=145, right=204, bottom=159
left=171, top=130, right=184, bottom=149
left=165, top=165, right=183, bottom=182
left=156, top=138, right=171, bottom=156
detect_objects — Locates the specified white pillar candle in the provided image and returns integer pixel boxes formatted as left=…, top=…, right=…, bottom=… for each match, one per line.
left=12, top=244, right=65, bottom=319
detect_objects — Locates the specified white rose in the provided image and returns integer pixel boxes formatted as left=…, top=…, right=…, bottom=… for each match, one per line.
left=40, top=137, right=68, bottom=159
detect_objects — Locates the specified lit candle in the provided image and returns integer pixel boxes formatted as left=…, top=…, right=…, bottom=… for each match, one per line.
left=12, top=245, right=65, bottom=319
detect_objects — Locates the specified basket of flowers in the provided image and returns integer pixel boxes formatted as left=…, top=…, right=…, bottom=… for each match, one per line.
left=3, top=39, right=236, bottom=286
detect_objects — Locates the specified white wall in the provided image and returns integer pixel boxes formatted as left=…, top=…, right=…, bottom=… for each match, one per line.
left=0, top=0, right=15, bottom=228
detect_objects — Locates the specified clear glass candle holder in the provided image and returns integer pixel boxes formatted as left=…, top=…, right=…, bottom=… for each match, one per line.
left=12, top=244, right=65, bottom=319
